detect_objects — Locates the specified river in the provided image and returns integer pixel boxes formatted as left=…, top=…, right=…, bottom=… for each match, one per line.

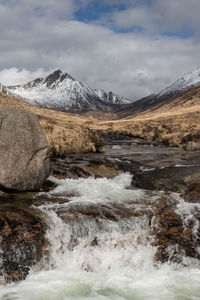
left=0, top=137, right=200, bottom=299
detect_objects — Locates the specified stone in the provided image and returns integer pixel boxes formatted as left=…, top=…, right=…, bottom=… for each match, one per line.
left=185, top=141, right=200, bottom=151
left=151, top=197, right=199, bottom=263
left=0, top=107, right=50, bottom=191
left=0, top=203, right=47, bottom=283
left=133, top=166, right=200, bottom=193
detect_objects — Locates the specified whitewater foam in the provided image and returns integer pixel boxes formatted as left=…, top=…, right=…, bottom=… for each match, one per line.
left=1, top=173, right=200, bottom=299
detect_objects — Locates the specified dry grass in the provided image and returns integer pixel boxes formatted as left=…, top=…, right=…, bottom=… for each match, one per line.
left=0, top=92, right=104, bottom=157
left=91, top=110, right=200, bottom=147
left=90, top=88, right=200, bottom=147
left=39, top=115, right=105, bottom=156
left=1, top=84, right=200, bottom=152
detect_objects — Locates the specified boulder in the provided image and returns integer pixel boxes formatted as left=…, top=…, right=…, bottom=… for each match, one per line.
left=0, top=107, right=50, bottom=191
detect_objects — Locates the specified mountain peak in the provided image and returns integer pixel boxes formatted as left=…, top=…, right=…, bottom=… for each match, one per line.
left=44, top=69, right=75, bottom=88
left=53, top=69, right=63, bottom=74
left=6, top=69, right=131, bottom=112
left=157, top=68, right=200, bottom=99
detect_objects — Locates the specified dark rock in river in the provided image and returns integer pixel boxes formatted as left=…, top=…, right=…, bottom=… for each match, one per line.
left=0, top=107, right=50, bottom=191
left=0, top=203, right=47, bottom=283
left=133, top=166, right=200, bottom=193
left=151, top=197, right=200, bottom=263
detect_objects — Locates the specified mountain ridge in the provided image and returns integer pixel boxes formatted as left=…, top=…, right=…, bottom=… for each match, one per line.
left=119, top=68, right=200, bottom=118
left=6, top=70, right=131, bottom=112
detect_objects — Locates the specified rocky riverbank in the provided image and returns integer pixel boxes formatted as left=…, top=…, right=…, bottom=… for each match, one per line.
left=0, top=135, right=200, bottom=283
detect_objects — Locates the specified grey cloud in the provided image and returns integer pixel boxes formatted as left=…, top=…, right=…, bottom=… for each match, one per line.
left=108, top=0, right=200, bottom=34
left=0, top=0, right=200, bottom=100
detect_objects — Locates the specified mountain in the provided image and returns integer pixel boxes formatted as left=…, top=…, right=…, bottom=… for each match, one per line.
left=6, top=70, right=130, bottom=112
left=0, top=82, right=20, bottom=98
left=120, top=69, right=200, bottom=118
left=94, top=89, right=131, bottom=105
left=0, top=83, right=8, bottom=93
left=156, top=69, right=200, bottom=99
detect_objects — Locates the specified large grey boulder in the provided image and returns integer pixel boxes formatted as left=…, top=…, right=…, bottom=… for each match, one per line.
left=0, top=107, right=50, bottom=191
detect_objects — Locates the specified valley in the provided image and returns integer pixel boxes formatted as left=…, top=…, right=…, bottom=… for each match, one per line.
left=0, top=68, right=200, bottom=299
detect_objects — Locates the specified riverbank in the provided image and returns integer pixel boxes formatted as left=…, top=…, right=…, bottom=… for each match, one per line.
left=0, top=135, right=200, bottom=295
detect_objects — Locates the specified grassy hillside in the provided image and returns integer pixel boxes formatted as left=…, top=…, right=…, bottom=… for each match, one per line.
left=1, top=84, right=200, bottom=152
left=91, top=86, right=200, bottom=147
left=0, top=92, right=105, bottom=156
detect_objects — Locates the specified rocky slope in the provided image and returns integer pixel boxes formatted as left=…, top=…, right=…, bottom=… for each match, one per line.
left=157, top=69, right=200, bottom=99
left=6, top=70, right=130, bottom=112
left=94, top=89, right=130, bottom=105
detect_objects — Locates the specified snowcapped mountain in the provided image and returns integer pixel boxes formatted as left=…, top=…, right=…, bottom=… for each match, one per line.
left=6, top=70, right=130, bottom=112
left=0, top=83, right=8, bottom=93
left=0, top=82, right=18, bottom=97
left=94, top=89, right=131, bottom=105
left=157, top=69, right=200, bottom=99
left=118, top=68, right=200, bottom=118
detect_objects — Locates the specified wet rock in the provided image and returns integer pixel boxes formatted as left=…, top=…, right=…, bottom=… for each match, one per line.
left=51, top=158, right=119, bottom=179
left=51, top=156, right=142, bottom=180
left=181, top=185, right=200, bottom=203
left=0, top=107, right=50, bottom=192
left=133, top=166, right=200, bottom=193
left=0, top=203, right=46, bottom=283
left=83, top=159, right=118, bottom=178
left=39, top=179, right=57, bottom=193
left=151, top=197, right=199, bottom=263
left=51, top=163, right=91, bottom=179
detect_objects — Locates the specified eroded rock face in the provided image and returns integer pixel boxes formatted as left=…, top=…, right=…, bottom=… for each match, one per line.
left=0, top=203, right=46, bottom=283
left=0, top=107, right=50, bottom=191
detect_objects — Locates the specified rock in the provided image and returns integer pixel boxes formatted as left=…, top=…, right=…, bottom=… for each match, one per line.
left=133, top=166, right=200, bottom=193
left=0, top=203, right=47, bottom=283
left=0, top=107, right=50, bottom=191
left=185, top=141, right=200, bottom=151
left=181, top=184, right=200, bottom=203
left=151, top=197, right=200, bottom=263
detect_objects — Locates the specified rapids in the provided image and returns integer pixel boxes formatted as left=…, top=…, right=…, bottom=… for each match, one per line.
left=1, top=172, right=200, bottom=299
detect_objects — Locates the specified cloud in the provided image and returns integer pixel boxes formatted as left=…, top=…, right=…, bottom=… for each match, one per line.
left=106, top=0, right=200, bottom=35
left=0, top=68, right=49, bottom=85
left=0, top=0, right=200, bottom=100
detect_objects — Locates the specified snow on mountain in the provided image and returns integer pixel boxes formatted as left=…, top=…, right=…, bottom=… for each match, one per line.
left=157, top=69, right=200, bottom=99
left=94, top=89, right=131, bottom=105
left=0, top=82, right=17, bottom=97
left=6, top=70, right=130, bottom=112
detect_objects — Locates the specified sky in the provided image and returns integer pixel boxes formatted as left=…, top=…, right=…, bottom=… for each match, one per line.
left=0, top=0, right=200, bottom=100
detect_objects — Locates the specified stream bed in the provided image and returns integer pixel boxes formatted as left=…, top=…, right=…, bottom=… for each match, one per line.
left=0, top=136, right=200, bottom=299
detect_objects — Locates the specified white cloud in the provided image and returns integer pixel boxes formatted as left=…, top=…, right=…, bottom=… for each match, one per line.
left=0, top=0, right=200, bottom=100
left=0, top=68, right=49, bottom=85
left=108, top=0, right=200, bottom=34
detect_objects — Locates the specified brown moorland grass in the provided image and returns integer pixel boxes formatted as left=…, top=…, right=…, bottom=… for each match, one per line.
left=1, top=85, right=200, bottom=152
left=90, top=88, right=200, bottom=147
left=0, top=92, right=105, bottom=157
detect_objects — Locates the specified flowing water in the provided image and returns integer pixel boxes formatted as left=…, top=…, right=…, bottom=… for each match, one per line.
left=1, top=172, right=200, bottom=300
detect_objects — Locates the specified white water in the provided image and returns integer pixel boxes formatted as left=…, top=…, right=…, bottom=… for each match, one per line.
left=1, top=174, right=200, bottom=300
